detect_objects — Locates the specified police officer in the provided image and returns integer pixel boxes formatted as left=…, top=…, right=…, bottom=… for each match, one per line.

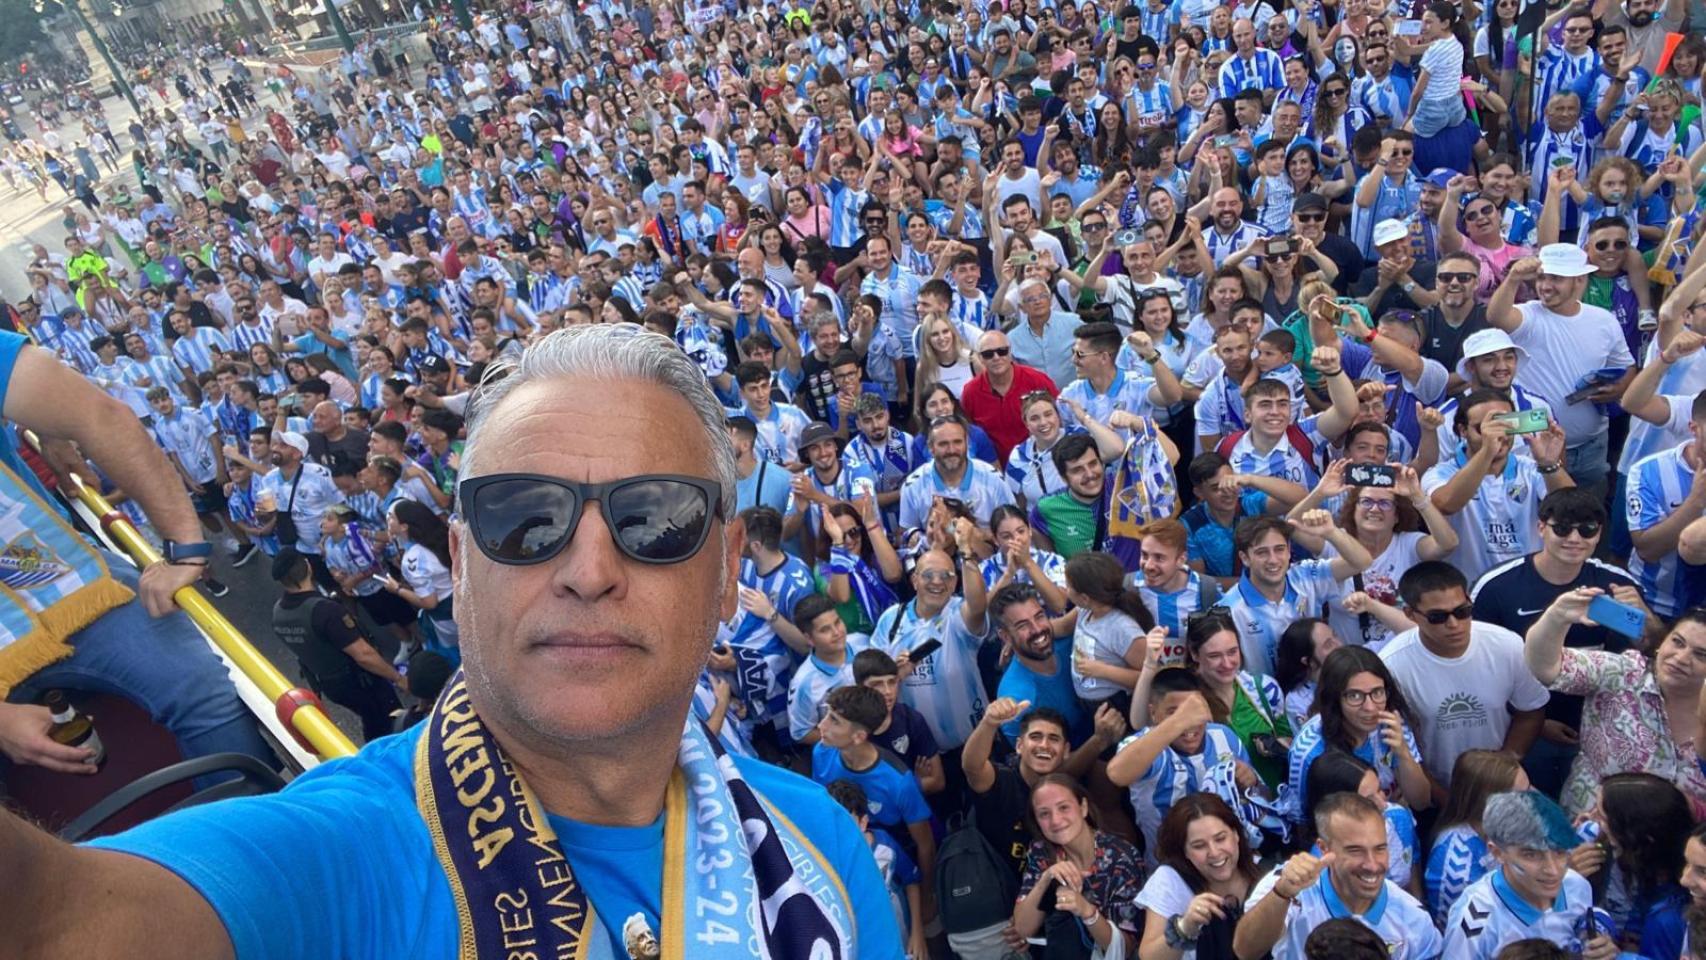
left=270, top=548, right=406, bottom=742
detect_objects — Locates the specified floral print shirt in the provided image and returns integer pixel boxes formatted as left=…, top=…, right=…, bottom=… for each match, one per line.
left=1018, top=832, right=1148, bottom=939
left=1551, top=648, right=1706, bottom=817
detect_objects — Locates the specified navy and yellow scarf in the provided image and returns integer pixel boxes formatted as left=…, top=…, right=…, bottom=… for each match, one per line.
left=416, top=671, right=858, bottom=959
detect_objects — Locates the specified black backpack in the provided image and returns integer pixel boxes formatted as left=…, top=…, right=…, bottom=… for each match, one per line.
left=934, top=811, right=1020, bottom=935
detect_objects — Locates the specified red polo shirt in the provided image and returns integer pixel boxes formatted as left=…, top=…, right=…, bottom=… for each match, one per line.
left=960, top=363, right=1058, bottom=466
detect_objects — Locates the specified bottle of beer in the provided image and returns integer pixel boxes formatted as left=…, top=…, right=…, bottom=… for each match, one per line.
left=44, top=690, right=105, bottom=767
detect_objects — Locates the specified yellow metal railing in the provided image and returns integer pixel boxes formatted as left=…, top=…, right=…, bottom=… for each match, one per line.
left=31, top=437, right=358, bottom=761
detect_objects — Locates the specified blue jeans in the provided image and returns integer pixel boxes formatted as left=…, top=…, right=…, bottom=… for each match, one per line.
left=8, top=555, right=275, bottom=770
left=1567, top=430, right=1611, bottom=497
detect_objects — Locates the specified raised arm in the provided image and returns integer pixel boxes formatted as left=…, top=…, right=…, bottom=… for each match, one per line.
left=1525, top=587, right=1601, bottom=686
left=1485, top=256, right=1539, bottom=333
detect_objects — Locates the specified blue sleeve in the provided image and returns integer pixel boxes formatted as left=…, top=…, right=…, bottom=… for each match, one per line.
left=0, top=328, right=27, bottom=400
left=888, top=838, right=922, bottom=887
left=85, top=733, right=441, bottom=960
left=1641, top=899, right=1686, bottom=960
left=1239, top=491, right=1268, bottom=516
left=971, top=426, right=998, bottom=464
left=1336, top=337, right=1375, bottom=377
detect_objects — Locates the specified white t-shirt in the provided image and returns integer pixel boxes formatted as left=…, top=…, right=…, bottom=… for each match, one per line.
left=1378, top=623, right=1550, bottom=785
left=1326, top=531, right=1427, bottom=650
left=1505, top=300, right=1635, bottom=445
left=1134, top=866, right=1209, bottom=960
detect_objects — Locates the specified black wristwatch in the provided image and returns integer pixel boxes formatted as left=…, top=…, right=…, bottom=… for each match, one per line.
left=162, top=539, right=213, bottom=565
left=1164, top=914, right=1199, bottom=948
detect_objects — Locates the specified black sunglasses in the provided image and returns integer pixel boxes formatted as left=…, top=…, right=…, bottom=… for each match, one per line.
left=979, top=346, right=1012, bottom=359
left=1420, top=602, right=1474, bottom=625
left=1548, top=520, right=1602, bottom=539
left=458, top=473, right=724, bottom=566
left=1438, top=271, right=1477, bottom=284
left=1296, top=212, right=1326, bottom=222
left=1593, top=239, right=1629, bottom=252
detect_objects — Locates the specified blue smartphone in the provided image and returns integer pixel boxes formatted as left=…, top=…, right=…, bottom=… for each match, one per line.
left=1588, top=595, right=1647, bottom=639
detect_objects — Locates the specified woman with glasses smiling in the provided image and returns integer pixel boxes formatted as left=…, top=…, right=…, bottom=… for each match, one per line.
left=1440, top=173, right=1535, bottom=303
left=1287, top=645, right=1432, bottom=818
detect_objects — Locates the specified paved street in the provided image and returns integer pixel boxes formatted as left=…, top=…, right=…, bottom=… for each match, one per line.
left=2, top=71, right=371, bottom=744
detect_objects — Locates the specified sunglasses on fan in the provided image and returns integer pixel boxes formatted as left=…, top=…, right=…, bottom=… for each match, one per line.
left=458, top=473, right=724, bottom=566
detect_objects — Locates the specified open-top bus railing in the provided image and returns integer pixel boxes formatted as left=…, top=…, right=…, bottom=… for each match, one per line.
left=26, top=432, right=358, bottom=763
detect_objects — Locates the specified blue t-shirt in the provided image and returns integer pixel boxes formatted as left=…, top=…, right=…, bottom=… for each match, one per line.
left=995, top=640, right=1090, bottom=746
left=89, top=724, right=904, bottom=959
left=736, top=458, right=795, bottom=516
left=811, top=743, right=932, bottom=835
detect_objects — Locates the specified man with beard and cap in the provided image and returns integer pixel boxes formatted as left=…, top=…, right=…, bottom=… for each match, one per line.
left=1237, top=793, right=1443, bottom=959
left=260, top=429, right=346, bottom=588
left=1294, top=193, right=1365, bottom=294
left=1403, top=169, right=1454, bottom=263
left=784, top=421, right=878, bottom=560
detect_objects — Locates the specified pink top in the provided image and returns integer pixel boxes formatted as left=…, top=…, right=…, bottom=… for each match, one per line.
left=782, top=205, right=830, bottom=242
left=1460, top=236, right=1532, bottom=303
left=1552, top=648, right=1706, bottom=818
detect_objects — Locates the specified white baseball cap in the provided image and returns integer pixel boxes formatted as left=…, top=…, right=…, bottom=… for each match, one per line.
left=1455, top=328, right=1530, bottom=381
left=1372, top=219, right=1409, bottom=248
left=1537, top=243, right=1596, bottom=278
left=276, top=431, right=310, bottom=457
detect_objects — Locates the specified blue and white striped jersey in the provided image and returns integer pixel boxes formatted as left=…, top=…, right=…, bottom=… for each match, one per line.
left=1288, top=711, right=1424, bottom=819
left=861, top=263, right=926, bottom=359
left=897, top=459, right=1016, bottom=531
left=1137, top=570, right=1221, bottom=650
left=170, top=326, right=231, bottom=376
left=856, top=596, right=991, bottom=750
left=1425, top=823, right=1494, bottom=925
left=1217, top=49, right=1285, bottom=100
left=979, top=546, right=1067, bottom=590
left=1118, top=721, right=1251, bottom=852
left=1205, top=221, right=1267, bottom=266
left=1225, top=563, right=1345, bottom=677
left=1005, top=433, right=1071, bottom=506
left=787, top=653, right=853, bottom=741
left=1533, top=43, right=1600, bottom=116
left=744, top=400, right=812, bottom=466
left=1627, top=443, right=1706, bottom=617
left=1224, top=415, right=1327, bottom=487
left=825, top=178, right=869, bottom=248
left=726, top=555, right=818, bottom=735
left=229, top=318, right=276, bottom=355
left=1057, top=370, right=1161, bottom=438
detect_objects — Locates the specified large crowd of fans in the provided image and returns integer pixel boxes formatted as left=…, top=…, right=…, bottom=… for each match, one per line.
left=14, top=0, right=1706, bottom=954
